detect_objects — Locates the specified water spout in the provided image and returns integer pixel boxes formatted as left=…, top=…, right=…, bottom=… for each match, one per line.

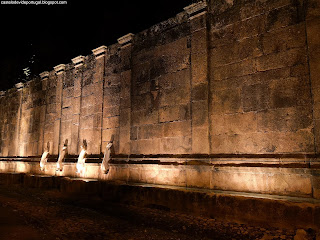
left=101, top=141, right=113, bottom=173
left=76, top=140, right=87, bottom=174
left=40, top=142, right=50, bottom=171
left=56, top=140, right=68, bottom=171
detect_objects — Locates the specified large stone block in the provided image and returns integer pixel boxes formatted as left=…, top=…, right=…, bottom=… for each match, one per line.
left=130, top=138, right=160, bottom=155
left=262, top=23, right=306, bottom=55
left=210, top=36, right=263, bottom=67
left=191, top=53, right=207, bottom=85
left=269, top=77, right=312, bottom=109
left=257, top=107, right=313, bottom=133
left=186, top=165, right=211, bottom=188
left=160, top=87, right=190, bottom=107
left=103, top=116, right=119, bottom=129
left=192, top=101, right=208, bottom=127
left=191, top=29, right=207, bottom=54
left=158, top=69, right=190, bottom=90
left=265, top=4, right=301, bottom=32
left=162, top=121, right=191, bottom=138
left=80, top=115, right=94, bottom=129
left=102, top=128, right=119, bottom=143
left=119, top=108, right=130, bottom=128
left=160, top=136, right=192, bottom=154
left=154, top=37, right=190, bottom=73
left=210, top=112, right=257, bottom=135
left=211, top=167, right=312, bottom=197
left=131, top=94, right=152, bottom=111
left=239, top=0, right=291, bottom=20
left=234, top=14, right=266, bottom=40
left=138, top=124, right=162, bottom=140
left=212, top=59, right=256, bottom=81
left=159, top=104, right=190, bottom=123
left=242, top=83, right=270, bottom=112
left=131, top=109, right=158, bottom=126
left=119, top=128, right=130, bottom=154
left=256, top=48, right=307, bottom=72
left=211, top=88, right=241, bottom=114
left=192, top=127, right=209, bottom=154
left=211, top=130, right=314, bottom=154
left=192, top=83, right=208, bottom=101
left=103, top=105, right=120, bottom=118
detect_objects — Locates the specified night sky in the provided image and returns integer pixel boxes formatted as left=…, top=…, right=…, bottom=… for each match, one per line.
left=0, top=0, right=194, bottom=91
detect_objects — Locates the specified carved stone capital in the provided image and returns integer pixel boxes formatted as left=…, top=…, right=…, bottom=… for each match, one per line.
left=15, top=82, right=24, bottom=91
left=40, top=71, right=49, bottom=79
left=92, top=45, right=107, bottom=59
left=54, top=64, right=66, bottom=75
left=184, top=1, right=207, bottom=20
left=0, top=91, right=6, bottom=97
left=72, top=56, right=85, bottom=67
left=117, top=33, right=134, bottom=48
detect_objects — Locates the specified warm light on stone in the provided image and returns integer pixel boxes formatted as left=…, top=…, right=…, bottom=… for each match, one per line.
left=117, top=33, right=134, bottom=47
left=39, top=71, right=49, bottom=79
left=54, top=64, right=66, bottom=74
left=0, top=0, right=319, bottom=206
left=15, top=82, right=24, bottom=90
left=71, top=56, right=85, bottom=67
left=184, top=1, right=207, bottom=19
left=92, top=45, right=107, bottom=59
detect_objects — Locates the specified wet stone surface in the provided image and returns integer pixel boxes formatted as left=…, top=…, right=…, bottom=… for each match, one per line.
left=0, top=184, right=304, bottom=240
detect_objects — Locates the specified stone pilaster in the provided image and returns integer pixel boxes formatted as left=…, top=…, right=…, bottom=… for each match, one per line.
left=306, top=0, right=320, bottom=154
left=53, top=64, right=65, bottom=154
left=39, top=72, right=49, bottom=154
left=14, top=82, right=24, bottom=156
left=118, top=34, right=134, bottom=154
left=70, top=56, right=84, bottom=155
left=184, top=2, right=209, bottom=154
left=92, top=46, right=107, bottom=154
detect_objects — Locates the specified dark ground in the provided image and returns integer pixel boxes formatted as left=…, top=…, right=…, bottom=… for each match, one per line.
left=0, top=184, right=300, bottom=240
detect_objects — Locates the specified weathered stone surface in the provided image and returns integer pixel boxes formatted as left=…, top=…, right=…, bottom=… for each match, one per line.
left=162, top=121, right=191, bottom=138
left=160, top=136, right=191, bottom=154
left=211, top=88, right=241, bottom=114
left=130, top=138, right=160, bottom=155
left=159, top=104, right=190, bottom=123
left=0, top=0, right=318, bottom=197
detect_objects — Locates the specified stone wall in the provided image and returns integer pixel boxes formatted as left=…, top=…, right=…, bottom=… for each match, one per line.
left=0, top=0, right=319, bottom=161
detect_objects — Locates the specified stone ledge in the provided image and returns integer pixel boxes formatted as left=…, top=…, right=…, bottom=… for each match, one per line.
left=0, top=159, right=320, bottom=199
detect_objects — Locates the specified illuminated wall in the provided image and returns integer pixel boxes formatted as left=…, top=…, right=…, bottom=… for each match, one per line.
left=0, top=0, right=319, bottom=159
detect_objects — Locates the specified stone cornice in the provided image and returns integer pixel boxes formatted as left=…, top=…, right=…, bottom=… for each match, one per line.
left=40, top=71, right=49, bottom=79
left=117, top=33, right=134, bottom=47
left=71, top=56, right=85, bottom=67
left=184, top=1, right=207, bottom=20
left=54, top=64, right=66, bottom=75
left=15, top=82, right=24, bottom=91
left=92, top=46, right=107, bottom=59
